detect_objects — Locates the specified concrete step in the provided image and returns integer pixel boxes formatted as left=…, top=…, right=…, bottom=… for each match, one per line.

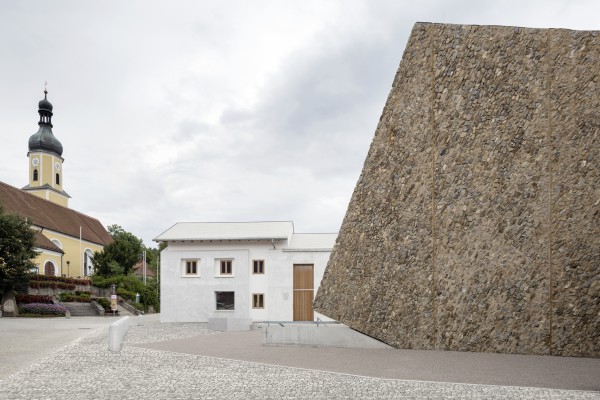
left=117, top=305, right=133, bottom=316
left=63, top=302, right=98, bottom=317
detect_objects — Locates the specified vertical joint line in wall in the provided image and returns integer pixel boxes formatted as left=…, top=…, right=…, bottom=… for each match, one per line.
left=546, top=31, right=554, bottom=355
left=429, top=29, right=438, bottom=350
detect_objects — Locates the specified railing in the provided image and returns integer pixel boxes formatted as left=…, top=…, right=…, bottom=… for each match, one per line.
left=262, top=320, right=339, bottom=328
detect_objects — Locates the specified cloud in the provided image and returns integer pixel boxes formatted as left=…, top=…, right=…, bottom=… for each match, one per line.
left=2, top=0, right=600, bottom=245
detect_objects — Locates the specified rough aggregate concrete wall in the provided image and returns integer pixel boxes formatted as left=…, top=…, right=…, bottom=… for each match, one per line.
left=314, top=23, right=600, bottom=357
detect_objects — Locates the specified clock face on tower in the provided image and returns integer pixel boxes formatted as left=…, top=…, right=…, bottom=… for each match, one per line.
left=55, top=162, right=61, bottom=171
left=32, top=158, right=39, bottom=167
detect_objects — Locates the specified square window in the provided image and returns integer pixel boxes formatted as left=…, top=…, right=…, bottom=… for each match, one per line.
left=216, top=291, right=234, bottom=310
left=252, top=260, right=264, bottom=274
left=252, top=293, right=264, bottom=309
left=220, top=259, right=232, bottom=275
left=183, top=259, right=199, bottom=276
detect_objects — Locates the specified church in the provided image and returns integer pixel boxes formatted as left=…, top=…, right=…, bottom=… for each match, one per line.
left=0, top=89, right=111, bottom=277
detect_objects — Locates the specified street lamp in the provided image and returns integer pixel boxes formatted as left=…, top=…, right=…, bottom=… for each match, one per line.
left=66, top=261, right=70, bottom=278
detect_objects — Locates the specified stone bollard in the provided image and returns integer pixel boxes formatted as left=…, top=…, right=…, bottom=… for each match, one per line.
left=108, top=316, right=130, bottom=352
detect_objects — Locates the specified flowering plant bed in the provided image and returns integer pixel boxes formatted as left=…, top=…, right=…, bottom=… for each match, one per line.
left=18, top=303, right=67, bottom=316
left=16, top=294, right=54, bottom=304
left=29, top=281, right=76, bottom=290
left=30, top=275, right=91, bottom=286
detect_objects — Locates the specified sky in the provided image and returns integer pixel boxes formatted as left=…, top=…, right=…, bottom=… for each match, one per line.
left=0, top=1, right=598, bottom=247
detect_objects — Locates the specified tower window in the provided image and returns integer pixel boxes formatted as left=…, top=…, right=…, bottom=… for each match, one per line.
left=33, top=169, right=38, bottom=181
left=55, top=173, right=60, bottom=185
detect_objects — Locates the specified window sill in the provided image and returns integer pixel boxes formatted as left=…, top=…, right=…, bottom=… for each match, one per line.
left=215, top=275, right=235, bottom=278
left=181, top=275, right=201, bottom=278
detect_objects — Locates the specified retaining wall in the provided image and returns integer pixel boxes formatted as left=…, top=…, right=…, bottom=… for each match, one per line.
left=314, top=23, right=600, bottom=357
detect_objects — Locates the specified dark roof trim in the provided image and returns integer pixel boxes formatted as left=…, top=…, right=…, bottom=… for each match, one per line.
left=22, top=184, right=71, bottom=198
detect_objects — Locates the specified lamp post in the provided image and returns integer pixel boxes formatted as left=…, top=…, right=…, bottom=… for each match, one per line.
left=66, top=261, right=70, bottom=278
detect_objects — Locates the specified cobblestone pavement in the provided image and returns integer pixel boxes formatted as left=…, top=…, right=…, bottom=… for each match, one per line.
left=0, top=319, right=598, bottom=399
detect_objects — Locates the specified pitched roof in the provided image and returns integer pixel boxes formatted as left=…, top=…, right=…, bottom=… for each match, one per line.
left=285, top=233, right=337, bottom=251
left=34, top=231, right=64, bottom=254
left=0, top=181, right=112, bottom=246
left=154, top=221, right=294, bottom=241
left=132, top=261, right=156, bottom=277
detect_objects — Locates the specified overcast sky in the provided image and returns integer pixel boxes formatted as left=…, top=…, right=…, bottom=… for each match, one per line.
left=0, top=1, right=598, bottom=246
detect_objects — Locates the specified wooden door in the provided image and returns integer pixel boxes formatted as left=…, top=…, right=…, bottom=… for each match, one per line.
left=44, top=261, right=55, bottom=276
left=293, top=264, right=314, bottom=321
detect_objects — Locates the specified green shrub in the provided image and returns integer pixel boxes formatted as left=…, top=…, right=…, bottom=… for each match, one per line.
left=59, top=292, right=75, bottom=302
left=92, top=274, right=159, bottom=311
left=59, top=292, right=91, bottom=302
left=95, top=297, right=110, bottom=310
left=117, top=287, right=135, bottom=300
left=130, top=302, right=145, bottom=311
left=139, top=284, right=160, bottom=312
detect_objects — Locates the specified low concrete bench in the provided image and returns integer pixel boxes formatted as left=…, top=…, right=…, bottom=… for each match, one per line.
left=264, top=323, right=391, bottom=349
left=108, top=316, right=130, bottom=352
left=208, top=317, right=252, bottom=332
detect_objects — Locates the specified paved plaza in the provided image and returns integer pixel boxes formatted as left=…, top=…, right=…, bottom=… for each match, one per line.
left=0, top=315, right=598, bottom=399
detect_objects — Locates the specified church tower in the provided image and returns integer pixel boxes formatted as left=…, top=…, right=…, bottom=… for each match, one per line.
left=22, top=88, right=70, bottom=207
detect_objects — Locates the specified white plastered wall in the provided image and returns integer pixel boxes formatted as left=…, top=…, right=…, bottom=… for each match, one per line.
left=160, top=240, right=334, bottom=323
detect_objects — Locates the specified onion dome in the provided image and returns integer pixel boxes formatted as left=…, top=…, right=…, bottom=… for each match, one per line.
left=28, top=89, right=63, bottom=156
left=38, top=92, right=53, bottom=112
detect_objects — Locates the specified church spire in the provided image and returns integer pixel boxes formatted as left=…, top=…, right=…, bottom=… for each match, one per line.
left=23, top=86, right=70, bottom=207
left=29, top=86, right=62, bottom=156
left=38, top=83, right=54, bottom=128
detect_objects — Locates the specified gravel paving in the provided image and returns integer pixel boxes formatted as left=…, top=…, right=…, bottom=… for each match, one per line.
left=0, top=317, right=598, bottom=399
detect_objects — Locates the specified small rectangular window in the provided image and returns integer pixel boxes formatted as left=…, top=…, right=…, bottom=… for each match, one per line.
left=183, top=259, right=199, bottom=276
left=252, top=293, right=264, bottom=309
left=216, top=291, right=234, bottom=310
left=186, top=260, right=197, bottom=274
left=252, top=260, right=264, bottom=274
left=220, top=260, right=232, bottom=275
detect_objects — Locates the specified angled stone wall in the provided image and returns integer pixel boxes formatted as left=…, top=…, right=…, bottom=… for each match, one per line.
left=314, top=23, right=600, bottom=357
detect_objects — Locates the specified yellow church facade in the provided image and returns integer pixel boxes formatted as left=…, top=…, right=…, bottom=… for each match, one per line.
left=0, top=89, right=111, bottom=277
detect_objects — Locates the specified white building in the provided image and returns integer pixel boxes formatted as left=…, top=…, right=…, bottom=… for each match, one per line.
left=155, top=221, right=337, bottom=323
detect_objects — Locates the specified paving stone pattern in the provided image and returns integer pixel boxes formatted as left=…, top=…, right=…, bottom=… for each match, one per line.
left=314, top=22, right=600, bottom=357
left=0, top=322, right=597, bottom=399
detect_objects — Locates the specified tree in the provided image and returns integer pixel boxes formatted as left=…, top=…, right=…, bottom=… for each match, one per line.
left=92, top=225, right=143, bottom=276
left=143, top=241, right=167, bottom=271
left=0, top=206, right=38, bottom=294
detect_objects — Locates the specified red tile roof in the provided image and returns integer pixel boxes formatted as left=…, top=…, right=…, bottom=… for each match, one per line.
left=132, top=261, right=156, bottom=277
left=0, top=181, right=112, bottom=246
